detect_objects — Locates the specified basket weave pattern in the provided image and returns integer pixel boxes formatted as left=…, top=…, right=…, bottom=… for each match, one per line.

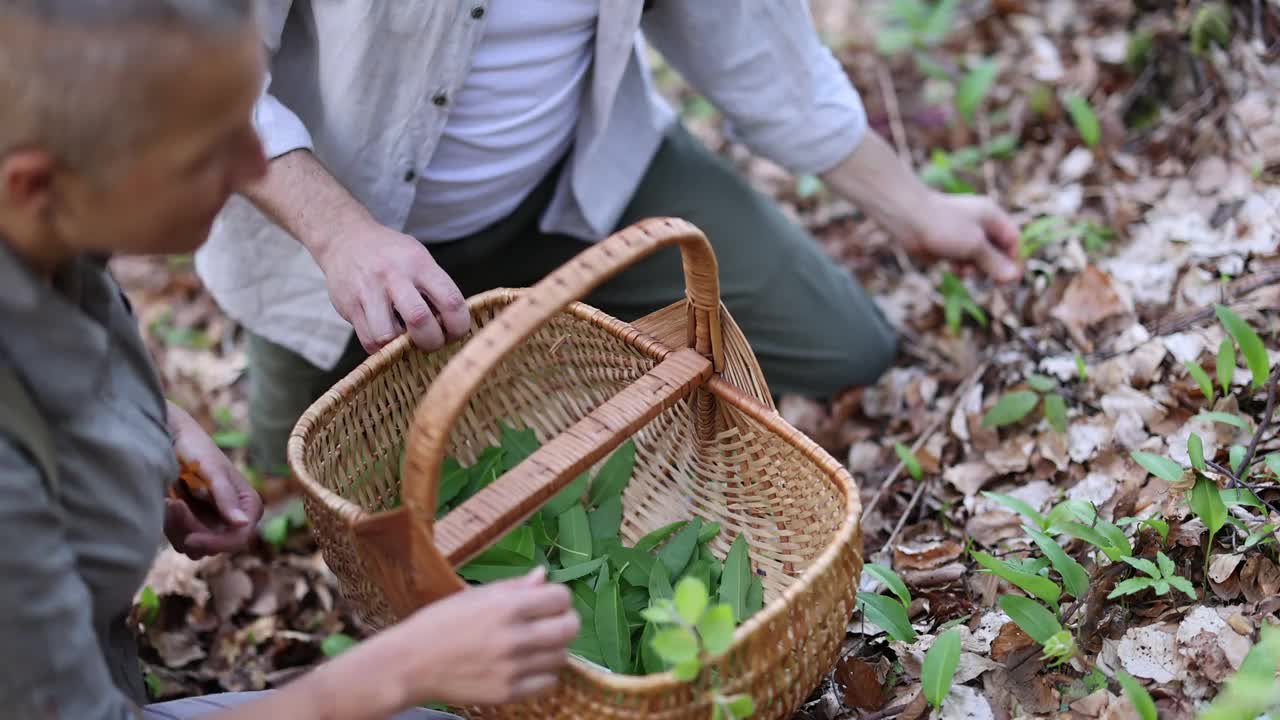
left=291, top=219, right=863, bottom=719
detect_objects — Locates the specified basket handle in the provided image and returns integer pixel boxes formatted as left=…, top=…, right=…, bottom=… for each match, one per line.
left=390, top=217, right=725, bottom=604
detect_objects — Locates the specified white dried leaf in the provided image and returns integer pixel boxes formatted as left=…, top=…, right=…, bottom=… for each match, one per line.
left=1068, top=416, right=1115, bottom=463
left=939, top=685, right=996, bottom=720
left=1038, top=430, right=1070, bottom=472
left=952, top=381, right=983, bottom=442
left=1059, top=147, right=1095, bottom=182
left=1162, top=332, right=1209, bottom=364
left=986, top=436, right=1036, bottom=475
left=1101, top=387, right=1165, bottom=425
left=969, top=610, right=1012, bottom=654
left=944, top=461, right=997, bottom=497
left=1208, top=554, right=1246, bottom=584
left=1067, top=473, right=1117, bottom=508
left=1117, top=625, right=1179, bottom=683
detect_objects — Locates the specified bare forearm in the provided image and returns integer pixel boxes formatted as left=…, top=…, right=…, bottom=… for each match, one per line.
left=240, top=149, right=375, bottom=262
left=208, top=631, right=419, bottom=720
left=819, top=129, right=929, bottom=238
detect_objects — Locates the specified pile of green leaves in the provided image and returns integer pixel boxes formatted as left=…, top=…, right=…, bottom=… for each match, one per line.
left=439, top=423, right=765, bottom=676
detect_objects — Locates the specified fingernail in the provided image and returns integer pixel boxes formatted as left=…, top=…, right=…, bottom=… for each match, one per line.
left=228, top=508, right=250, bottom=525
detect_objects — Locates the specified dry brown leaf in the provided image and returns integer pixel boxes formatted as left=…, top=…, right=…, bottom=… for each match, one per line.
left=991, top=621, right=1036, bottom=662
left=937, top=685, right=995, bottom=720
left=1176, top=606, right=1251, bottom=683
left=943, top=461, right=997, bottom=497
left=1050, top=266, right=1133, bottom=351
left=1069, top=690, right=1114, bottom=719
left=901, top=563, right=967, bottom=588
left=834, top=656, right=884, bottom=711
left=1208, top=554, right=1245, bottom=584
left=895, top=538, right=965, bottom=571
left=1240, top=555, right=1280, bottom=603
left=208, top=565, right=254, bottom=622
left=985, top=436, right=1036, bottom=475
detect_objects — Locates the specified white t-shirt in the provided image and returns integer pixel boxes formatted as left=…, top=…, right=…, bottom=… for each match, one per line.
left=405, top=0, right=599, bottom=242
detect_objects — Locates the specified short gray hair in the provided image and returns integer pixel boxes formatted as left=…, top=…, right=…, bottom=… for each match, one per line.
left=0, top=0, right=256, bottom=172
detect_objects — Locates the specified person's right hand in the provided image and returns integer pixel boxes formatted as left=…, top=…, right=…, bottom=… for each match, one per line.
left=316, top=221, right=471, bottom=354
left=391, top=567, right=580, bottom=707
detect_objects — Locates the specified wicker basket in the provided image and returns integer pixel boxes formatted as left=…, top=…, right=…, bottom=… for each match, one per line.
left=289, top=218, right=864, bottom=719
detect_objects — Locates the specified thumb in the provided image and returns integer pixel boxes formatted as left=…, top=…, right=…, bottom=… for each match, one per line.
left=205, top=467, right=251, bottom=527
left=518, top=565, right=548, bottom=586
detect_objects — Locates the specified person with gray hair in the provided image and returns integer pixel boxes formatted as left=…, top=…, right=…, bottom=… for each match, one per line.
left=0, top=2, right=579, bottom=719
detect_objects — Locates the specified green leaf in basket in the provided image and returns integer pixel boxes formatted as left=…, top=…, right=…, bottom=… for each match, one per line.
left=595, top=576, right=631, bottom=673
left=698, top=521, right=722, bottom=545
left=658, top=518, right=701, bottom=579
left=529, top=511, right=556, bottom=548
left=718, top=534, right=751, bottom=622
left=746, top=576, right=764, bottom=618
left=639, top=622, right=666, bottom=675
left=697, top=604, right=736, bottom=656
left=457, top=562, right=535, bottom=583
left=593, top=560, right=611, bottom=593
left=462, top=446, right=505, bottom=497
left=672, top=659, right=701, bottom=682
left=469, top=526, right=536, bottom=566
left=570, top=624, right=606, bottom=668
left=499, top=422, right=540, bottom=470
left=610, top=546, right=655, bottom=587
left=682, top=560, right=712, bottom=596
left=570, top=581, right=596, bottom=626
left=557, top=505, right=593, bottom=567
left=588, top=495, right=624, bottom=541
left=588, top=440, right=636, bottom=508
left=674, top=576, right=710, bottom=625
left=437, top=457, right=470, bottom=512
left=548, top=557, right=606, bottom=583
left=543, top=472, right=590, bottom=519
left=635, top=521, right=688, bottom=553
left=649, top=558, right=674, bottom=601
left=701, top=545, right=723, bottom=592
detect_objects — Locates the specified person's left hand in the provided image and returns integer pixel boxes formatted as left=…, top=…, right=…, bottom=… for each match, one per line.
left=894, top=191, right=1024, bottom=284
left=164, top=401, right=264, bottom=559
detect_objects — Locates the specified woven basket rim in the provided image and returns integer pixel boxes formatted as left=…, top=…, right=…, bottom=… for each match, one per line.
left=287, top=288, right=863, bottom=693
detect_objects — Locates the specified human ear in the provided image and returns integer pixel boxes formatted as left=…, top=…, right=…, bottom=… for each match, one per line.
left=0, top=149, right=57, bottom=217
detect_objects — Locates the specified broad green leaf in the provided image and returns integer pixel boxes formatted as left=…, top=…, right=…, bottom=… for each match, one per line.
left=588, top=440, right=636, bottom=507
left=997, top=595, right=1062, bottom=644
left=138, top=585, right=159, bottom=627
left=1122, top=556, right=1161, bottom=579
left=858, top=592, right=917, bottom=642
left=1024, top=525, right=1089, bottom=598
left=1049, top=498, right=1097, bottom=525
left=1185, top=361, right=1215, bottom=402
left=1221, top=488, right=1264, bottom=509
left=458, top=562, right=535, bottom=583
left=1153, top=580, right=1170, bottom=596
left=864, top=563, right=912, bottom=608
left=1116, top=671, right=1158, bottom=720
left=1188, top=432, right=1206, bottom=471
left=548, top=557, right=606, bottom=583
left=719, top=534, right=751, bottom=622
left=922, top=628, right=962, bottom=710
left=1131, top=451, right=1184, bottom=483
left=1216, top=305, right=1270, bottom=388
left=921, top=0, right=959, bottom=42
left=894, top=442, right=923, bottom=481
left=1075, top=354, right=1089, bottom=381
left=876, top=27, right=914, bottom=55
left=1064, top=93, right=1101, bottom=147
left=682, top=559, right=713, bottom=595
left=746, top=577, right=765, bottom=618
left=697, top=522, right=722, bottom=545
left=1197, top=411, right=1251, bottom=431
left=1027, top=374, right=1057, bottom=393
left=543, top=472, right=590, bottom=518
left=635, top=521, right=688, bottom=553
left=1108, top=577, right=1157, bottom=598
left=1095, top=518, right=1133, bottom=558
left=1057, top=522, right=1127, bottom=562
left=569, top=581, right=596, bottom=625
left=724, top=695, right=756, bottom=718
left=640, top=602, right=676, bottom=626
left=982, top=391, right=1040, bottom=428
left=956, top=58, right=999, bottom=124
left=697, top=604, right=737, bottom=655
left=674, top=577, right=709, bottom=625
left=972, top=551, right=1061, bottom=610
left=1190, top=474, right=1228, bottom=538
left=672, top=659, right=700, bottom=682
left=982, top=491, right=1048, bottom=529
left=499, top=423, right=540, bottom=469
left=1044, top=393, right=1068, bottom=433
left=658, top=518, right=701, bottom=578
left=1243, top=525, right=1276, bottom=549
left=652, top=626, right=699, bottom=665
left=1168, top=575, right=1197, bottom=599
left=609, top=546, right=655, bottom=587
left=437, top=458, right=471, bottom=511
left=639, top=622, right=665, bottom=674
left=1156, top=551, right=1176, bottom=578
left=459, top=447, right=504, bottom=498
left=470, top=526, right=536, bottom=566
left=1230, top=444, right=1248, bottom=477
left=529, top=511, right=556, bottom=547
left=588, top=496, right=624, bottom=541
left=557, top=505, right=593, bottom=566
left=1118, top=517, right=1171, bottom=543
left=594, top=577, right=631, bottom=672
left=649, top=560, right=674, bottom=601
left=321, top=633, right=357, bottom=657
left=1267, top=453, right=1280, bottom=477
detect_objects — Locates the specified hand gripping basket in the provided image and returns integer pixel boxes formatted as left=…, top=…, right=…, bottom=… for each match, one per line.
left=289, top=218, right=864, bottom=719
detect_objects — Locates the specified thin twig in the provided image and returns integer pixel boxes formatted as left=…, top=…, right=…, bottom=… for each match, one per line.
left=862, top=360, right=990, bottom=519
left=883, top=480, right=930, bottom=555
left=1240, top=366, right=1280, bottom=474
left=854, top=702, right=908, bottom=720
left=1206, top=459, right=1280, bottom=518
left=975, top=109, right=997, bottom=194
left=876, top=64, right=911, bottom=162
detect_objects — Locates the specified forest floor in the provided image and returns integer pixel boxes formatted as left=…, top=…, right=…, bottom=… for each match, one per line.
left=118, top=1, right=1280, bottom=718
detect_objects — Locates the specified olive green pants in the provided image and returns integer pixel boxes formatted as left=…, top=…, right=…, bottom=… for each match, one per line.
left=247, top=123, right=897, bottom=473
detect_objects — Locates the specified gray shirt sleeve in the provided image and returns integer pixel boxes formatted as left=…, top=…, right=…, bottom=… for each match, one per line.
left=0, top=436, right=138, bottom=720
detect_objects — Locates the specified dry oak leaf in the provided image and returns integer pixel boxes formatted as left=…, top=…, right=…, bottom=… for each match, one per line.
left=835, top=656, right=885, bottom=711
left=1117, top=625, right=1179, bottom=684
left=1050, top=266, right=1133, bottom=351
left=895, top=538, right=966, bottom=571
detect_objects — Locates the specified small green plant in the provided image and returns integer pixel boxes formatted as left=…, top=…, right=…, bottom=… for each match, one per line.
left=645, top=577, right=755, bottom=719
left=1215, top=305, right=1269, bottom=389
left=922, top=628, right=962, bottom=711
left=982, top=374, right=1068, bottom=433
left=1198, top=622, right=1280, bottom=720
left=1063, top=93, right=1101, bottom=148
left=939, top=271, right=987, bottom=334
left=1186, top=360, right=1216, bottom=402
left=921, top=135, right=1018, bottom=194
left=998, top=595, right=1075, bottom=667
left=321, top=632, right=358, bottom=657
left=259, top=497, right=308, bottom=549
left=1108, top=552, right=1196, bottom=601
left=858, top=563, right=917, bottom=642
left=1116, top=671, right=1158, bottom=720
left=955, top=58, right=999, bottom=126
left=137, top=585, right=160, bottom=628
left=875, top=0, right=959, bottom=55
left=894, top=442, right=924, bottom=481
left=1218, top=338, right=1236, bottom=394
left=1190, top=2, right=1232, bottom=56
left=1018, top=215, right=1115, bottom=259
